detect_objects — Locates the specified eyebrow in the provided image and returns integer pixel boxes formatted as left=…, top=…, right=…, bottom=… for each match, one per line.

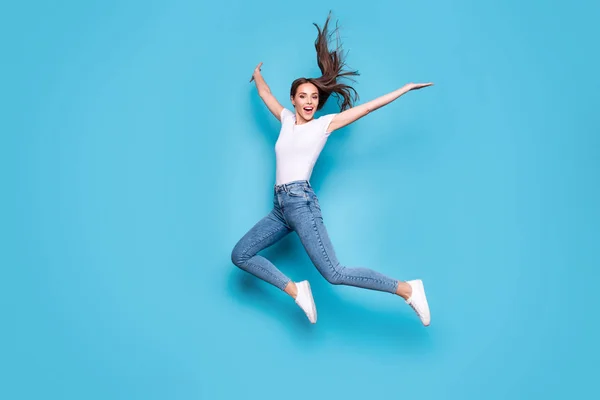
left=298, top=92, right=319, bottom=95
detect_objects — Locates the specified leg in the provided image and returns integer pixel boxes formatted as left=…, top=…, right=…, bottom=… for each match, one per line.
left=288, top=190, right=431, bottom=326
left=291, top=196, right=400, bottom=294
left=231, top=205, right=318, bottom=323
left=231, top=208, right=293, bottom=292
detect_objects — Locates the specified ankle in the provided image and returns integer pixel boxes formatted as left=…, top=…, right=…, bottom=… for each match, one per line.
left=284, top=281, right=298, bottom=299
left=396, top=281, right=412, bottom=300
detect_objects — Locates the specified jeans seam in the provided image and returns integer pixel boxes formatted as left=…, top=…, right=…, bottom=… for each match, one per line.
left=240, top=224, right=285, bottom=261
left=308, top=202, right=396, bottom=290
left=243, top=258, right=288, bottom=290
left=307, top=203, right=335, bottom=277
left=238, top=224, right=289, bottom=290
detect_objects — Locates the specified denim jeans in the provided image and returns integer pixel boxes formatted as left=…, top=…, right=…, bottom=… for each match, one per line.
left=231, top=180, right=399, bottom=294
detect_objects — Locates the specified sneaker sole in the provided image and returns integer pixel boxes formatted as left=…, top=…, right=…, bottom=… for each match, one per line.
left=305, top=281, right=317, bottom=324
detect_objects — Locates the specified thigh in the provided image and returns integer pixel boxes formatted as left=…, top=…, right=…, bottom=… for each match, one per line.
left=232, top=209, right=292, bottom=259
left=290, top=193, right=341, bottom=275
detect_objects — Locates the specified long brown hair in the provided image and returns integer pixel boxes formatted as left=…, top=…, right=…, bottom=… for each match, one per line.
left=290, top=12, right=359, bottom=111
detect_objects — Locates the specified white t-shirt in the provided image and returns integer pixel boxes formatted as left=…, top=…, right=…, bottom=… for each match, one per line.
left=275, top=108, right=337, bottom=185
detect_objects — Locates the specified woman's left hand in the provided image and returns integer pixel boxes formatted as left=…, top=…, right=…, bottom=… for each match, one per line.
left=405, top=82, right=434, bottom=91
left=249, top=62, right=263, bottom=83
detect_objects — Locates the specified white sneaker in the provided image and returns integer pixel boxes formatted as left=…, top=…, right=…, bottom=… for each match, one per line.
left=295, top=281, right=317, bottom=323
left=406, top=279, right=431, bottom=326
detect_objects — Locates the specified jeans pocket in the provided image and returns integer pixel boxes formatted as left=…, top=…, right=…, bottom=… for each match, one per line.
left=287, top=187, right=306, bottom=198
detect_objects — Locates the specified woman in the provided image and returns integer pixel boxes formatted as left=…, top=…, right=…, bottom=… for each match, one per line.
left=231, top=13, right=433, bottom=326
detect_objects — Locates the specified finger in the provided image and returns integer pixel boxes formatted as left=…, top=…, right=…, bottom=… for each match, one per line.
left=415, top=83, right=433, bottom=89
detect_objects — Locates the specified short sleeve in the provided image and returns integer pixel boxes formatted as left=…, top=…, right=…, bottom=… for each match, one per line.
left=280, top=108, right=294, bottom=123
left=320, top=114, right=338, bottom=137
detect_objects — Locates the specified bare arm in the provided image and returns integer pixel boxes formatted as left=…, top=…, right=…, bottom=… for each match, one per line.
left=327, top=82, right=433, bottom=133
left=250, top=62, right=284, bottom=121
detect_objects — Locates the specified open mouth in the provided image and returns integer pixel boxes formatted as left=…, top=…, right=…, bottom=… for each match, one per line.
left=303, top=106, right=314, bottom=113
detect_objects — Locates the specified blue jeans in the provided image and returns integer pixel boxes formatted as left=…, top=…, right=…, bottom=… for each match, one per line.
left=231, top=180, right=399, bottom=294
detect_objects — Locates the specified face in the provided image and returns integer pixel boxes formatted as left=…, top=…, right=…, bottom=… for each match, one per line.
left=291, top=82, right=319, bottom=121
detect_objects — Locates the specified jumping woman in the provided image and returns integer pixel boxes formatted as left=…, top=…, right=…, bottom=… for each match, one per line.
left=231, top=13, right=433, bottom=326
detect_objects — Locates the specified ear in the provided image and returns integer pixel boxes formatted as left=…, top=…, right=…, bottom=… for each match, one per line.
left=290, top=95, right=295, bottom=106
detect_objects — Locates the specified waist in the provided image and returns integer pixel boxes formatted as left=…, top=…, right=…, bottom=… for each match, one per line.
left=274, top=180, right=312, bottom=194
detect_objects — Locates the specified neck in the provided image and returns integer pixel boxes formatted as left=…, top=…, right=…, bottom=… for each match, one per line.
left=295, top=113, right=312, bottom=125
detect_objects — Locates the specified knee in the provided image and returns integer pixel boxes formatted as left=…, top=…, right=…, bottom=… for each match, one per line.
left=324, top=264, right=346, bottom=285
left=230, top=242, right=248, bottom=268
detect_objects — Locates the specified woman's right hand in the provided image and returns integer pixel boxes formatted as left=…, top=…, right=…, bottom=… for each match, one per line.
left=249, top=62, right=263, bottom=83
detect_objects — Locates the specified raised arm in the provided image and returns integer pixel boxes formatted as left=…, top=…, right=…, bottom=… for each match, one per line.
left=249, top=62, right=284, bottom=121
left=327, top=82, right=433, bottom=133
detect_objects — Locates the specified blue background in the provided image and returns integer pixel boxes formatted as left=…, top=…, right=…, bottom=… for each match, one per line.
left=2, top=0, right=599, bottom=399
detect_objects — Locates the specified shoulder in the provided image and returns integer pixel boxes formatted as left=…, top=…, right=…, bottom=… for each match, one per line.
left=280, top=108, right=295, bottom=122
left=317, top=113, right=338, bottom=136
